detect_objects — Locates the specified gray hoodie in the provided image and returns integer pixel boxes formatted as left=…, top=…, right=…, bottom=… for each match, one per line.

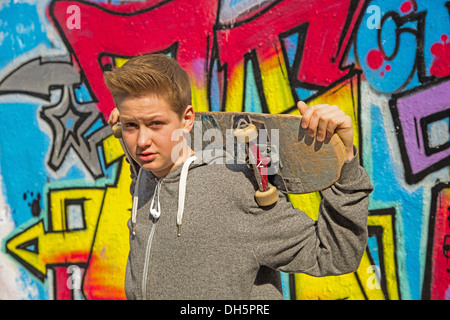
left=124, top=148, right=373, bottom=300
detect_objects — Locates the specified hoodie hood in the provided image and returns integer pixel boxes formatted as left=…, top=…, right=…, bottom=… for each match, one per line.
left=130, top=149, right=230, bottom=236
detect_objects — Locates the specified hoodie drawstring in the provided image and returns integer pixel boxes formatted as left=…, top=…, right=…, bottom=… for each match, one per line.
left=177, top=155, right=197, bottom=236
left=131, top=168, right=143, bottom=236
left=130, top=155, right=197, bottom=236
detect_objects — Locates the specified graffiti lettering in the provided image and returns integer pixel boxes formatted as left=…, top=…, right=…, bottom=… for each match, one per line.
left=0, top=0, right=449, bottom=301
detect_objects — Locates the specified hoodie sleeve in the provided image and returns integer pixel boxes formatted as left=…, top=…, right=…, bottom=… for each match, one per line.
left=252, top=147, right=373, bottom=276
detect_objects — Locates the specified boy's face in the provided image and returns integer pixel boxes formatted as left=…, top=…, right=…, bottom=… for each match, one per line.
left=117, top=94, right=194, bottom=178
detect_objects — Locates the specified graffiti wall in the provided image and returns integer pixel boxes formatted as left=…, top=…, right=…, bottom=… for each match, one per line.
left=0, top=0, right=449, bottom=300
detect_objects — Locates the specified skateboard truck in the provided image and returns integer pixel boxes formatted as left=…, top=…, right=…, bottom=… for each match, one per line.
left=233, top=121, right=278, bottom=207
left=112, top=123, right=123, bottom=139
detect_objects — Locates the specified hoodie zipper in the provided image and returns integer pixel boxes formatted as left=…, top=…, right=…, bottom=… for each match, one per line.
left=142, top=219, right=157, bottom=300
left=138, top=156, right=196, bottom=299
left=142, top=178, right=162, bottom=300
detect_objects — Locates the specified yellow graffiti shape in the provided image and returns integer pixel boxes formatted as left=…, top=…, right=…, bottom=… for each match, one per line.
left=224, top=61, right=246, bottom=113
left=365, top=210, right=400, bottom=300
left=294, top=209, right=400, bottom=300
left=83, top=135, right=132, bottom=300
left=258, top=47, right=295, bottom=114
left=5, top=135, right=132, bottom=300
left=295, top=247, right=385, bottom=300
left=5, top=187, right=105, bottom=280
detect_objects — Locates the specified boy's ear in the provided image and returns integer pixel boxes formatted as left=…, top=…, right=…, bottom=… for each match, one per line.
left=182, top=105, right=195, bottom=133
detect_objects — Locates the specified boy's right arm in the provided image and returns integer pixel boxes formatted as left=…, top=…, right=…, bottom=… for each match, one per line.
left=108, top=107, right=139, bottom=195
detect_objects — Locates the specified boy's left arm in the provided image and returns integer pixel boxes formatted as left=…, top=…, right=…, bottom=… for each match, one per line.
left=252, top=102, right=373, bottom=276
left=296, top=102, right=373, bottom=274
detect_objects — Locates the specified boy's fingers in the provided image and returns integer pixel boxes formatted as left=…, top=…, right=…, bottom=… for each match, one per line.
left=298, top=101, right=316, bottom=129
left=296, top=101, right=307, bottom=112
left=297, top=101, right=308, bottom=115
left=108, top=108, right=120, bottom=127
left=311, top=107, right=334, bottom=141
left=297, top=102, right=354, bottom=158
left=316, top=117, right=330, bottom=142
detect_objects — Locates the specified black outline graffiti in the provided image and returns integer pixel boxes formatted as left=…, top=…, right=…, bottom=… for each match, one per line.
left=209, top=0, right=367, bottom=113
left=0, top=57, right=80, bottom=101
left=420, top=108, right=450, bottom=156
left=0, top=57, right=112, bottom=179
left=278, top=23, right=319, bottom=101
left=377, top=4, right=431, bottom=90
left=390, top=75, right=450, bottom=185
left=4, top=144, right=126, bottom=290
left=365, top=208, right=402, bottom=300
left=241, top=49, right=270, bottom=113
left=39, top=85, right=111, bottom=179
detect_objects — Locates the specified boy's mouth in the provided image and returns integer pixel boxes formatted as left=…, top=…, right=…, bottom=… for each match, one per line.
left=138, top=152, right=157, bottom=162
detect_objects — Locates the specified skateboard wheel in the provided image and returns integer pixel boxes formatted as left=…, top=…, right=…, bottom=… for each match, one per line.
left=233, top=123, right=258, bottom=143
left=112, top=123, right=123, bottom=138
left=255, top=185, right=278, bottom=207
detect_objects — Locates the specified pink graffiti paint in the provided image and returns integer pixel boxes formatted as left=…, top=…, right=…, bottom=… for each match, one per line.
left=400, top=1, right=413, bottom=14
left=380, top=64, right=391, bottom=77
left=49, top=0, right=366, bottom=118
left=48, top=0, right=218, bottom=119
left=216, top=0, right=366, bottom=87
left=366, top=49, right=384, bottom=70
left=430, top=34, right=450, bottom=78
left=54, top=266, right=72, bottom=300
left=54, top=266, right=86, bottom=300
left=430, top=187, right=450, bottom=300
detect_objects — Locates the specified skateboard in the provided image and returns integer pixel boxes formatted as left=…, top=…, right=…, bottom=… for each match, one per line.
left=112, top=112, right=347, bottom=207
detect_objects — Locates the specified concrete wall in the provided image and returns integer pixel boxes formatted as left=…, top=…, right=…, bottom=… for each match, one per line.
left=0, top=0, right=449, bottom=300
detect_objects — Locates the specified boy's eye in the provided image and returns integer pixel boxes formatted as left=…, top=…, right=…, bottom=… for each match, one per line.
left=150, top=121, right=164, bottom=127
left=123, top=123, right=137, bottom=130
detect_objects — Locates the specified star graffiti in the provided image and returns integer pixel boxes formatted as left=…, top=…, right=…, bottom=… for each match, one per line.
left=40, top=85, right=111, bottom=179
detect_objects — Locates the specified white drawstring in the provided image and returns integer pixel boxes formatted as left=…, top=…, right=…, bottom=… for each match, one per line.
left=177, top=155, right=197, bottom=236
left=130, top=155, right=197, bottom=236
left=131, top=168, right=143, bottom=236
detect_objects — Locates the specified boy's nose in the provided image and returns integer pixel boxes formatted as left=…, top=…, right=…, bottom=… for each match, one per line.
left=137, top=128, right=153, bottom=149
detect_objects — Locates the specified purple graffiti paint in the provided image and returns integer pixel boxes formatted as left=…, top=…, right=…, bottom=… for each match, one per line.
left=392, top=78, right=450, bottom=182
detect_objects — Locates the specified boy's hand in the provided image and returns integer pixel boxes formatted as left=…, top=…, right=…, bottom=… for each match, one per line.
left=297, top=101, right=354, bottom=161
left=108, top=108, right=120, bottom=127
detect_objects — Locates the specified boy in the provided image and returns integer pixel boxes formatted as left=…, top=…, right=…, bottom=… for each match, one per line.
left=104, top=53, right=373, bottom=300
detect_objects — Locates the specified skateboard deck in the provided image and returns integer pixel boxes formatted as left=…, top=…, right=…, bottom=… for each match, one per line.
left=112, top=111, right=347, bottom=206
left=192, top=112, right=347, bottom=196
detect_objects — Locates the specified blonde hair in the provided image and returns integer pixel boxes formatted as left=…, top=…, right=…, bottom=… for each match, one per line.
left=103, top=53, right=191, bottom=117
